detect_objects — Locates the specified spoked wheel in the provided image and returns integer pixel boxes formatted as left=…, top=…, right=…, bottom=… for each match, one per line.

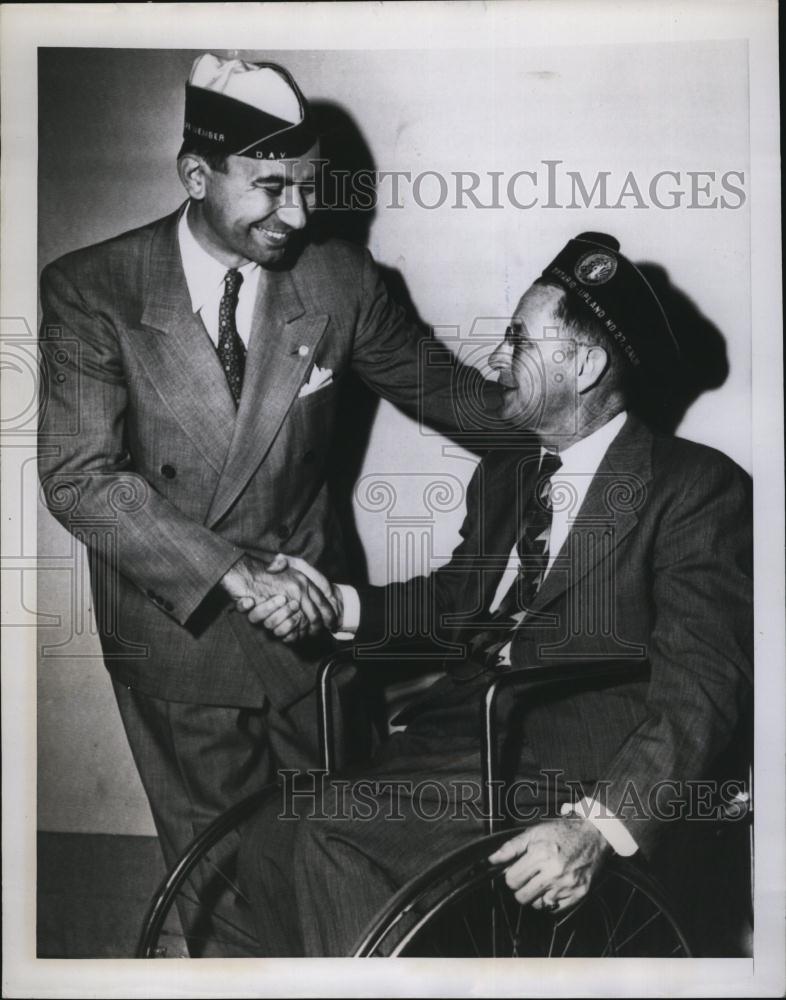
left=353, top=830, right=693, bottom=957
left=136, top=784, right=278, bottom=958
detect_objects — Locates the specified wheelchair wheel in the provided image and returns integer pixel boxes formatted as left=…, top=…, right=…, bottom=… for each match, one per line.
left=353, top=830, right=693, bottom=958
left=136, top=785, right=277, bottom=958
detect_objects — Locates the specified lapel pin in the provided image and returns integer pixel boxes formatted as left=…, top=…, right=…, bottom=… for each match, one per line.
left=297, top=345, right=309, bottom=357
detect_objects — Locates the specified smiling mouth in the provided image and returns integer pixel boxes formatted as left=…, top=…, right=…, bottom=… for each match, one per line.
left=254, top=226, right=291, bottom=245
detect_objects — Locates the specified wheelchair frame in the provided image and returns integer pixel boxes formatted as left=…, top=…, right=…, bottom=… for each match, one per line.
left=138, top=646, right=750, bottom=957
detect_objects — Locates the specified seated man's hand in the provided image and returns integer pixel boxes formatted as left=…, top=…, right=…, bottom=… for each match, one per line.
left=221, top=553, right=339, bottom=642
left=246, top=554, right=342, bottom=640
left=487, top=817, right=610, bottom=913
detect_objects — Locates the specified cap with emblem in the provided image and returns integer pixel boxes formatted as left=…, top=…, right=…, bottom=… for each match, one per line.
left=181, top=53, right=317, bottom=160
left=540, top=232, right=680, bottom=373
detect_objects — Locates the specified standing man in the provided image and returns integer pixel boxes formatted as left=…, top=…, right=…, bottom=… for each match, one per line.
left=241, top=232, right=753, bottom=956
left=38, top=53, right=497, bottom=953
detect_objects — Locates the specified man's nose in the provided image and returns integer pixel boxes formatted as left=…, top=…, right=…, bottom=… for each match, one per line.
left=488, top=340, right=513, bottom=373
left=276, top=187, right=309, bottom=230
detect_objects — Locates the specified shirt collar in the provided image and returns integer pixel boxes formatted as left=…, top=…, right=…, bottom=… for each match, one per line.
left=177, top=202, right=259, bottom=315
left=542, top=410, right=628, bottom=474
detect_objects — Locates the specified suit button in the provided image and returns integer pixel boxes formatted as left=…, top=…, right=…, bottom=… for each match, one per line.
left=277, top=524, right=291, bottom=540
left=161, top=464, right=176, bottom=479
left=303, top=450, right=315, bottom=464
left=164, top=600, right=174, bottom=612
left=146, top=588, right=156, bottom=599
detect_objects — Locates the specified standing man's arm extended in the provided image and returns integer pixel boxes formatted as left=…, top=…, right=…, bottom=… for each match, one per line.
left=349, top=248, right=501, bottom=438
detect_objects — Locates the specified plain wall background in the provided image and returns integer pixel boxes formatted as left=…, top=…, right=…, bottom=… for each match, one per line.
left=37, top=43, right=751, bottom=835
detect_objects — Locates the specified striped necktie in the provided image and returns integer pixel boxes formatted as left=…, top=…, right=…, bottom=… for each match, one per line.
left=507, top=449, right=563, bottom=614
left=458, top=450, right=562, bottom=677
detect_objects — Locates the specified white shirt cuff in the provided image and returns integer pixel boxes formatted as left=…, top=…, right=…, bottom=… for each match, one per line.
left=560, top=796, right=639, bottom=856
left=331, top=583, right=360, bottom=640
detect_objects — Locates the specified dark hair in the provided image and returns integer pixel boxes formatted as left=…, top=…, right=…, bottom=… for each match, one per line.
left=177, top=138, right=229, bottom=173
left=534, top=277, right=629, bottom=394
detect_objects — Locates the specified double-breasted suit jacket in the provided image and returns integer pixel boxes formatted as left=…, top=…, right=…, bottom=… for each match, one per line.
left=355, top=416, right=753, bottom=854
left=38, top=205, right=491, bottom=711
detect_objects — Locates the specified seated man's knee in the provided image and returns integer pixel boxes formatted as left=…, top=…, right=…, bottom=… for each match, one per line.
left=238, top=791, right=293, bottom=886
left=291, top=786, right=343, bottom=864
left=238, top=779, right=341, bottom=886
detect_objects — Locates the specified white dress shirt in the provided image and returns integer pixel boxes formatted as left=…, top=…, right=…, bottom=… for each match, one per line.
left=177, top=203, right=261, bottom=349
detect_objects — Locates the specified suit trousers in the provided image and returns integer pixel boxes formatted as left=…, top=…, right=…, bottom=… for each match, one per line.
left=238, top=691, right=558, bottom=956
left=112, top=678, right=320, bottom=957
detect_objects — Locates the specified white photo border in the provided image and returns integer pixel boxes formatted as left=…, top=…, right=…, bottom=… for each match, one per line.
left=2, top=2, right=783, bottom=997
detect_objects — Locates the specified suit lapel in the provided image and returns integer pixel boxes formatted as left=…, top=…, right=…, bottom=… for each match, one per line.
left=452, top=449, right=541, bottom=625
left=136, top=207, right=236, bottom=476
left=530, top=416, right=654, bottom=611
left=206, top=264, right=329, bottom=527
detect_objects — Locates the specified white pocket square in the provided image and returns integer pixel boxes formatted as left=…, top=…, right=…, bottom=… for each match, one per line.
left=298, top=364, right=334, bottom=398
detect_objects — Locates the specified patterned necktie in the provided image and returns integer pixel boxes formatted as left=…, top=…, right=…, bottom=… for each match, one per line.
left=461, top=450, right=563, bottom=676
left=508, top=449, right=563, bottom=613
left=217, top=268, right=246, bottom=405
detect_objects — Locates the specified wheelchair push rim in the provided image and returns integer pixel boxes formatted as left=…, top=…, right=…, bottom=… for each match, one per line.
left=352, top=830, right=694, bottom=958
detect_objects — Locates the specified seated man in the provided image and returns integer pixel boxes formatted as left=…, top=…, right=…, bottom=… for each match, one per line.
left=237, top=232, right=753, bottom=956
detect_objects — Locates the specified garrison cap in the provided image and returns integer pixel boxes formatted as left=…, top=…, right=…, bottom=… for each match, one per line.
left=182, top=53, right=317, bottom=160
left=541, top=232, right=680, bottom=372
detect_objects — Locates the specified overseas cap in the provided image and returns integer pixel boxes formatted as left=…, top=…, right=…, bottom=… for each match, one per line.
left=541, top=232, right=680, bottom=372
left=182, top=53, right=317, bottom=159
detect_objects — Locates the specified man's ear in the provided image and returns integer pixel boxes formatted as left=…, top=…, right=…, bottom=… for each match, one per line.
left=177, top=154, right=209, bottom=201
left=576, top=344, right=610, bottom=393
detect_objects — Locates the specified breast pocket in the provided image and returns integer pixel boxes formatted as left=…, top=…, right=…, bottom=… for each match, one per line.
left=286, top=380, right=338, bottom=460
left=295, top=379, right=336, bottom=407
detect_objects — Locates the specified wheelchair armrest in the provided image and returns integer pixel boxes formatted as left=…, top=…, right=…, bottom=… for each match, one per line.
left=317, top=648, right=357, bottom=773
left=480, top=659, right=650, bottom=835
left=318, top=650, right=649, bottom=788
left=317, top=642, right=451, bottom=773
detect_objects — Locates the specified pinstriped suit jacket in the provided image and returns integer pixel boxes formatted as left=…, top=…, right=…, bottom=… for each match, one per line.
left=38, top=205, right=493, bottom=709
left=355, top=416, right=753, bottom=854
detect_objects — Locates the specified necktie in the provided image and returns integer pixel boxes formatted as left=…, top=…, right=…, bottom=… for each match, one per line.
left=507, top=449, right=563, bottom=613
left=217, top=268, right=246, bottom=405
left=459, top=451, right=563, bottom=677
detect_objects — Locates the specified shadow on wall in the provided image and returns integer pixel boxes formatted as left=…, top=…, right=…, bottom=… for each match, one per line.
left=310, top=101, right=433, bottom=586
left=630, top=264, right=729, bottom=435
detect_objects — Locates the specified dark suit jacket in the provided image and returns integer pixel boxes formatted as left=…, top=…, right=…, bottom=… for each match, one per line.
left=355, top=416, right=753, bottom=854
left=38, top=205, right=492, bottom=709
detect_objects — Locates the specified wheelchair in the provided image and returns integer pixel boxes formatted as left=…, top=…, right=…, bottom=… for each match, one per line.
left=137, top=647, right=752, bottom=958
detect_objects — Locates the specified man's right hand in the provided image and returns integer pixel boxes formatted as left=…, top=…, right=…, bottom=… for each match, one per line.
left=220, top=553, right=339, bottom=642
left=234, top=554, right=345, bottom=641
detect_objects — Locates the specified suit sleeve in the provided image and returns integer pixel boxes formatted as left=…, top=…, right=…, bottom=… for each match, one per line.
left=354, top=460, right=486, bottom=646
left=38, top=261, right=244, bottom=627
left=349, top=249, right=501, bottom=439
left=600, top=456, right=753, bottom=856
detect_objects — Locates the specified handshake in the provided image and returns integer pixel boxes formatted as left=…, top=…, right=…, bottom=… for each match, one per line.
left=221, top=552, right=344, bottom=643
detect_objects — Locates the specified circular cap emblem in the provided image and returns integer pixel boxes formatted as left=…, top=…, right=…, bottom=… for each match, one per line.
left=574, top=251, right=618, bottom=285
